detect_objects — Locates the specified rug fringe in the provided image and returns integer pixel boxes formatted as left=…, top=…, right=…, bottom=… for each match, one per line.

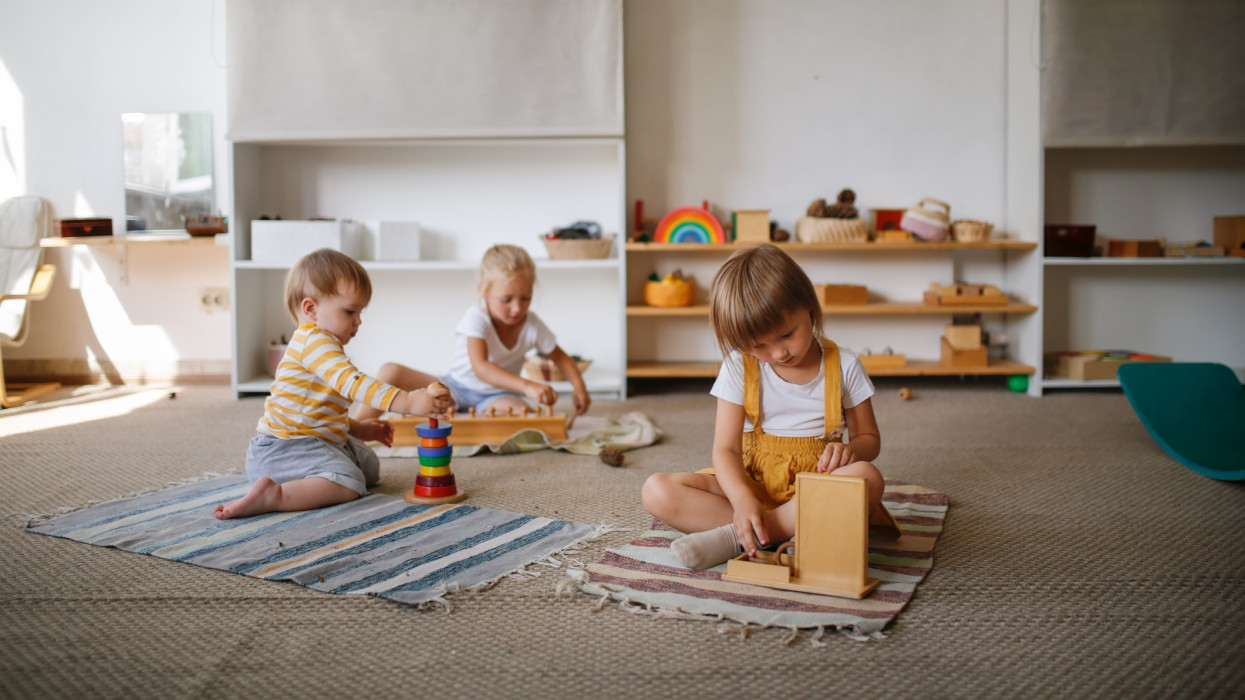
left=15, top=469, right=242, bottom=527
left=559, top=568, right=887, bottom=645
left=393, top=523, right=622, bottom=611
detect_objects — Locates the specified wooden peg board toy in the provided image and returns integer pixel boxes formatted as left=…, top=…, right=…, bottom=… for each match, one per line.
left=405, top=417, right=467, bottom=505
left=721, top=472, right=902, bottom=599
left=392, top=405, right=568, bottom=447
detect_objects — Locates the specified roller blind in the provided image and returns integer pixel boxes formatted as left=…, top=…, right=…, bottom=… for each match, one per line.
left=1042, top=0, right=1245, bottom=147
left=226, top=0, right=623, bottom=141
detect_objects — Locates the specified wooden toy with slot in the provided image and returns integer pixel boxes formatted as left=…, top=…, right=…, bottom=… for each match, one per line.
left=392, top=405, right=568, bottom=447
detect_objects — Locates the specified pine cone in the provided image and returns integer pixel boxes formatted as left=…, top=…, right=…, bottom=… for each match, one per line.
left=598, top=445, right=625, bottom=467
left=837, top=188, right=856, bottom=205
left=824, top=202, right=858, bottom=219
left=806, top=198, right=827, bottom=218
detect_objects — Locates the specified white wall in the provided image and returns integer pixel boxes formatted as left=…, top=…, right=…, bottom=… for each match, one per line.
left=0, top=0, right=231, bottom=381
left=624, top=0, right=1030, bottom=364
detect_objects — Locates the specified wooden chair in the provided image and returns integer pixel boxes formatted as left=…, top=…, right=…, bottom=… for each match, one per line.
left=0, top=195, right=60, bottom=407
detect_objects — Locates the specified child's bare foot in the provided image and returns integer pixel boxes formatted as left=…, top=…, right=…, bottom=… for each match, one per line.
left=215, top=477, right=281, bottom=519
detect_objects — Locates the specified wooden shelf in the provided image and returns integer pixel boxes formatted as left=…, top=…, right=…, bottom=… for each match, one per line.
left=41, top=233, right=222, bottom=247
left=627, top=359, right=1034, bottom=379
left=1043, top=256, right=1245, bottom=266
left=626, top=240, right=1037, bottom=253
left=628, top=301, right=1038, bottom=316
left=627, top=361, right=721, bottom=378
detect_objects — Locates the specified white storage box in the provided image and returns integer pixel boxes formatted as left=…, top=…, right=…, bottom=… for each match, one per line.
left=250, top=220, right=364, bottom=264
left=360, top=221, right=422, bottom=261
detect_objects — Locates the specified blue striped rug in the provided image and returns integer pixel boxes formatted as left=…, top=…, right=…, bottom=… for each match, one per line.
left=26, top=473, right=600, bottom=607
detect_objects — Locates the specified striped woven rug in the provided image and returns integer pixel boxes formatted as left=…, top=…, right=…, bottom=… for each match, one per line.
left=26, top=473, right=600, bottom=607
left=570, top=481, right=948, bottom=639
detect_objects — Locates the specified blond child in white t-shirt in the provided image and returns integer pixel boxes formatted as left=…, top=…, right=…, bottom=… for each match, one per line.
left=353, top=244, right=590, bottom=421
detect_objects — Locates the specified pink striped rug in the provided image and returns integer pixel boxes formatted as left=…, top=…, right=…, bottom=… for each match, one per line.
left=568, top=481, right=948, bottom=640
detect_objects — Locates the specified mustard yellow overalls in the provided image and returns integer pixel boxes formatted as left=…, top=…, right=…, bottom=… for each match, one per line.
left=738, top=338, right=844, bottom=506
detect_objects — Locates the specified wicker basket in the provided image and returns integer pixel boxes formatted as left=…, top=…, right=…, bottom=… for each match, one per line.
left=951, top=220, right=994, bottom=242
left=522, top=357, right=592, bottom=382
left=541, top=233, right=615, bottom=260
left=795, top=217, right=869, bottom=244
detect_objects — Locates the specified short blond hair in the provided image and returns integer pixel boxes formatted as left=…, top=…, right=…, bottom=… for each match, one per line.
left=479, top=244, right=536, bottom=293
left=708, top=243, right=823, bottom=357
left=284, top=248, right=371, bottom=322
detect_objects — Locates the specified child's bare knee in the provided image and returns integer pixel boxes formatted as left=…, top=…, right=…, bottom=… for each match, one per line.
left=641, top=473, right=674, bottom=515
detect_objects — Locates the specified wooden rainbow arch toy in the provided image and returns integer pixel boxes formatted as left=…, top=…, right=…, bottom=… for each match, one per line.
left=654, top=206, right=727, bottom=244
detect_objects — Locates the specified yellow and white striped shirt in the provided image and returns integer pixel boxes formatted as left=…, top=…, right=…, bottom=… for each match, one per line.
left=257, top=324, right=399, bottom=445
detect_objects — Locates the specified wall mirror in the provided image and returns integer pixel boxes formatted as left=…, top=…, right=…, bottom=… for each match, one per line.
left=122, top=112, right=213, bottom=232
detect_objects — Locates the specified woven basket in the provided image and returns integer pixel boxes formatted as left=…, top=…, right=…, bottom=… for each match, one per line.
left=541, top=233, right=615, bottom=260
left=951, top=220, right=994, bottom=242
left=795, top=217, right=868, bottom=244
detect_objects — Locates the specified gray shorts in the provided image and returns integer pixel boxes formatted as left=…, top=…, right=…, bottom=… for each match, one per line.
left=245, top=433, right=381, bottom=496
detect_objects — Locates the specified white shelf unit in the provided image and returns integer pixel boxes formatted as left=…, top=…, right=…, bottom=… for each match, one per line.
left=1038, top=146, right=1245, bottom=391
left=228, top=138, right=627, bottom=400
left=624, top=241, right=1040, bottom=382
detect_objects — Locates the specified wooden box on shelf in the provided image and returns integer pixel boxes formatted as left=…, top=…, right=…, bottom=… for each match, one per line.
left=1051, top=351, right=1171, bottom=381
left=944, top=324, right=982, bottom=350
left=940, top=336, right=988, bottom=367
left=1107, top=239, right=1163, bottom=258
left=814, top=283, right=867, bottom=305
left=924, top=283, right=1008, bottom=306
left=58, top=218, right=113, bottom=237
left=877, top=229, right=913, bottom=243
left=731, top=210, right=771, bottom=243
left=1213, top=216, right=1245, bottom=258
left=859, top=353, right=907, bottom=371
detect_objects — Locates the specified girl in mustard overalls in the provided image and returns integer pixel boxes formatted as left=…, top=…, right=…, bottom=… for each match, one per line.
left=642, top=244, right=885, bottom=569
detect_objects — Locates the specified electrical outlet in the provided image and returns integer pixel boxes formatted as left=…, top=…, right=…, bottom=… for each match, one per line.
left=199, top=287, right=230, bottom=314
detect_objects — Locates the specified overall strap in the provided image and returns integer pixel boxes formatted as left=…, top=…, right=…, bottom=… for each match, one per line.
left=742, top=352, right=763, bottom=433
left=822, top=338, right=843, bottom=436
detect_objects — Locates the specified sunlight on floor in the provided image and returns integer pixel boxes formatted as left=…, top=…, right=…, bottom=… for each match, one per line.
left=0, top=387, right=171, bottom=438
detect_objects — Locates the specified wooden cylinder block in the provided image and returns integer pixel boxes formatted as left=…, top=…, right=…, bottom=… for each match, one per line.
left=420, top=437, right=448, bottom=448
left=414, top=484, right=460, bottom=498
left=416, top=474, right=457, bottom=488
left=417, top=445, right=453, bottom=459
left=418, top=455, right=452, bottom=468
left=420, top=465, right=451, bottom=477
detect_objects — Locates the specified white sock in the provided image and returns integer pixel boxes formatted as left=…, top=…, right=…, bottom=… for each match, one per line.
left=671, top=524, right=742, bottom=570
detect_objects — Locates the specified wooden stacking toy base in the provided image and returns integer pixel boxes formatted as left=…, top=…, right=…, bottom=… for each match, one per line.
left=721, top=472, right=903, bottom=600
left=405, top=417, right=467, bottom=505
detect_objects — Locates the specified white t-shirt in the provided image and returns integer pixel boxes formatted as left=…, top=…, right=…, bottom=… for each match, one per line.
left=709, top=344, right=874, bottom=440
left=443, top=304, right=558, bottom=395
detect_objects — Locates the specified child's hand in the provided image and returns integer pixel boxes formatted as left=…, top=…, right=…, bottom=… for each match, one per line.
left=733, top=500, right=769, bottom=557
left=572, top=387, right=591, bottom=416
left=816, top=442, right=858, bottom=472
left=351, top=418, right=395, bottom=447
left=523, top=381, right=558, bottom=407
left=422, top=382, right=456, bottom=419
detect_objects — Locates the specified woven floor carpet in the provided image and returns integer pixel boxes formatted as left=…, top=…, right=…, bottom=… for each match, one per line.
left=26, top=473, right=600, bottom=607
left=571, top=481, right=947, bottom=638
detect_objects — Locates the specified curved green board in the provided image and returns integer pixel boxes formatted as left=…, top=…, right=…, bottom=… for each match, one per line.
left=1117, top=363, right=1245, bottom=480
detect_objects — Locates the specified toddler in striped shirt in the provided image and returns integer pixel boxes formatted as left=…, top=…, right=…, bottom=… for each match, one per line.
left=215, top=249, right=454, bottom=519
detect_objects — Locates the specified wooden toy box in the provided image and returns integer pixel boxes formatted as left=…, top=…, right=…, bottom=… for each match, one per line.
left=1051, top=352, right=1172, bottom=381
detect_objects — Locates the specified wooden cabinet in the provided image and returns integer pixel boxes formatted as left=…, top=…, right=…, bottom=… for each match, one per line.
left=624, top=240, right=1039, bottom=382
